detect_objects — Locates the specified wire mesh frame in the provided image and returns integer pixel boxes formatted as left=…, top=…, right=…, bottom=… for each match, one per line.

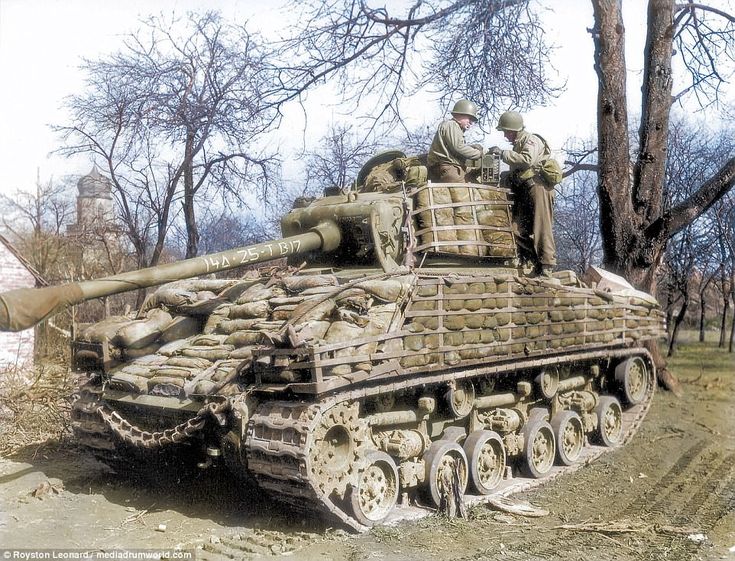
left=408, top=182, right=516, bottom=257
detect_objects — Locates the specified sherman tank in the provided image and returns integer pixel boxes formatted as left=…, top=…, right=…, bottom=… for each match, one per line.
left=0, top=153, right=665, bottom=531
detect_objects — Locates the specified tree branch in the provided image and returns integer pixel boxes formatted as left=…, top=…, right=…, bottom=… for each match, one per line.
left=656, top=156, right=735, bottom=237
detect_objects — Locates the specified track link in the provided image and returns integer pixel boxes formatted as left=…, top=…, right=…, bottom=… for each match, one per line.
left=243, top=348, right=656, bottom=531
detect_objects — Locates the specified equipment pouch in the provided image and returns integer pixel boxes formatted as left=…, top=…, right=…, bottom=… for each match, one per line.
left=534, top=134, right=563, bottom=186
left=539, top=158, right=563, bottom=186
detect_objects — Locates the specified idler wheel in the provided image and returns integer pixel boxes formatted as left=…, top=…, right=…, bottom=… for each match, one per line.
left=521, top=418, right=555, bottom=478
left=551, top=410, right=585, bottom=465
left=348, top=451, right=399, bottom=526
left=595, top=396, right=624, bottom=447
left=423, top=440, right=468, bottom=507
left=615, top=356, right=649, bottom=405
left=444, top=380, right=476, bottom=419
left=463, top=430, right=506, bottom=494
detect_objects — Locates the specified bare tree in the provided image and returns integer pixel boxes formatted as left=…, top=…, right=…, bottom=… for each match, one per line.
left=592, top=1, right=734, bottom=291
left=55, top=11, right=278, bottom=261
left=167, top=206, right=269, bottom=256
left=0, top=176, right=75, bottom=281
left=301, top=123, right=383, bottom=195
left=277, top=1, right=560, bottom=125
left=711, top=192, right=735, bottom=350
left=554, top=137, right=603, bottom=273
left=661, top=227, right=703, bottom=356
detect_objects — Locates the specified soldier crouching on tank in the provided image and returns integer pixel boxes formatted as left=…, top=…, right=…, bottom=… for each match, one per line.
left=427, top=99, right=484, bottom=183
left=489, top=111, right=557, bottom=277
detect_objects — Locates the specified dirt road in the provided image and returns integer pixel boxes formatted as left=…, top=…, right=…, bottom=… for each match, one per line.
left=1, top=340, right=733, bottom=560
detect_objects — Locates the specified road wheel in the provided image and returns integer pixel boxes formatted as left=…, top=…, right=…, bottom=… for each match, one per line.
left=423, top=440, right=468, bottom=507
left=551, top=410, right=584, bottom=465
left=595, top=396, right=623, bottom=447
left=521, top=418, right=555, bottom=478
left=615, top=356, right=649, bottom=405
left=348, top=451, right=399, bottom=526
left=463, top=430, right=506, bottom=494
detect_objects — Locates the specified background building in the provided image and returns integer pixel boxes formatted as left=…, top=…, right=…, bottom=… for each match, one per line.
left=0, top=234, right=46, bottom=373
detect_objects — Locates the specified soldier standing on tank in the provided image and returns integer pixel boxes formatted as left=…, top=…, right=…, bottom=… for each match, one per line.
left=489, top=111, right=557, bottom=277
left=427, top=100, right=484, bottom=183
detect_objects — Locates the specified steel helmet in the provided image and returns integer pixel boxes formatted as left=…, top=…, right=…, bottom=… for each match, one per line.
left=451, top=99, right=479, bottom=121
left=496, top=111, right=524, bottom=132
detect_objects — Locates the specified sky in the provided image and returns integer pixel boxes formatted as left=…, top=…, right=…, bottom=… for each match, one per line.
left=0, top=0, right=731, bottom=198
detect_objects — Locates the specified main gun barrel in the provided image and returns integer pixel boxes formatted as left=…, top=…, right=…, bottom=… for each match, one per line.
left=0, top=221, right=341, bottom=332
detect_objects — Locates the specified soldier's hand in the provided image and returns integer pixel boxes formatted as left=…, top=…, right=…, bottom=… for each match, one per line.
left=471, top=143, right=484, bottom=152
left=489, top=146, right=502, bottom=156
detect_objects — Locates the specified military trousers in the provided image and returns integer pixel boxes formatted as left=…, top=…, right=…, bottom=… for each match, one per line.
left=511, top=179, right=557, bottom=267
left=428, top=163, right=466, bottom=183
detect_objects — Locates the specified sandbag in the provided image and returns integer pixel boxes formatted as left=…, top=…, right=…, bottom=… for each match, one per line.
left=164, top=356, right=212, bottom=369
left=79, top=316, right=131, bottom=343
left=290, top=297, right=336, bottom=323
left=109, top=372, right=149, bottom=393
left=181, top=346, right=234, bottom=361
left=159, top=316, right=202, bottom=343
left=113, top=309, right=173, bottom=349
left=139, top=288, right=197, bottom=316
left=151, top=366, right=196, bottom=379
left=355, top=280, right=407, bottom=302
left=157, top=339, right=190, bottom=356
left=229, top=301, right=271, bottom=319
left=282, top=275, right=338, bottom=293
left=236, top=283, right=283, bottom=304
left=190, top=334, right=229, bottom=347
left=295, top=320, right=331, bottom=343
left=214, top=318, right=261, bottom=335
left=175, top=297, right=228, bottom=316
left=122, top=343, right=162, bottom=360
left=225, top=330, right=266, bottom=346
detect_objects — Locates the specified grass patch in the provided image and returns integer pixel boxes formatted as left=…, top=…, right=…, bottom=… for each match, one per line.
left=664, top=337, right=735, bottom=381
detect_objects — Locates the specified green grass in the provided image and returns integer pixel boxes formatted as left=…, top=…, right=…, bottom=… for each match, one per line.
left=664, top=333, right=735, bottom=380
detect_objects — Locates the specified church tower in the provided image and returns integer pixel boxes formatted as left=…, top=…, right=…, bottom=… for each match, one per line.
left=73, top=164, right=115, bottom=227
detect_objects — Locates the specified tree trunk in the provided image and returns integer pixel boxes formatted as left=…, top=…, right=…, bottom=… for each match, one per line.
left=698, top=294, right=706, bottom=343
left=667, top=298, right=688, bottom=357
left=719, top=292, right=730, bottom=348
left=183, top=133, right=199, bottom=259
left=730, top=283, right=735, bottom=353
left=592, top=0, right=680, bottom=393
left=664, top=289, right=675, bottom=336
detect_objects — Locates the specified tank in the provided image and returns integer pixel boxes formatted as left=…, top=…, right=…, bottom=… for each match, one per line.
left=0, top=153, right=665, bottom=531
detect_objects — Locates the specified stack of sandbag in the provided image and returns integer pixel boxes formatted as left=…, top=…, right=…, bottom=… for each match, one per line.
left=414, top=183, right=459, bottom=254
left=391, top=273, right=664, bottom=371
left=475, top=186, right=515, bottom=258
left=319, top=277, right=410, bottom=377
left=412, top=183, right=515, bottom=258
left=106, top=272, right=409, bottom=395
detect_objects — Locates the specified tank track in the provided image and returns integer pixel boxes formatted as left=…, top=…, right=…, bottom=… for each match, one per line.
left=244, top=347, right=656, bottom=531
left=245, top=399, right=369, bottom=530
left=70, top=387, right=202, bottom=475
left=71, top=387, right=117, bottom=454
left=71, top=347, right=654, bottom=532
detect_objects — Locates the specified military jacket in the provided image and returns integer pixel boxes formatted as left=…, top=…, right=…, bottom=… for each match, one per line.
left=501, top=130, right=548, bottom=181
left=427, top=119, right=483, bottom=168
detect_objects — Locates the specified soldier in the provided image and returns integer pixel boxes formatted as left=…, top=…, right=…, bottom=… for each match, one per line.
left=490, top=111, right=557, bottom=276
left=427, top=99, right=484, bottom=183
